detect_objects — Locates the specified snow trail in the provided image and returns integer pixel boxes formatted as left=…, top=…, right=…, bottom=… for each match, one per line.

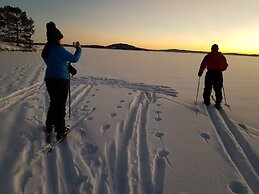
left=207, top=106, right=259, bottom=193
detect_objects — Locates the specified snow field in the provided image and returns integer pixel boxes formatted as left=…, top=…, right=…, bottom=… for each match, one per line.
left=0, top=49, right=259, bottom=194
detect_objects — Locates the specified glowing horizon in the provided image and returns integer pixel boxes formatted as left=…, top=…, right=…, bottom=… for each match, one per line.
left=2, top=0, right=259, bottom=55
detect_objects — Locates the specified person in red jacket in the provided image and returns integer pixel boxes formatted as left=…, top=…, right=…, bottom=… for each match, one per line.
left=198, top=44, right=229, bottom=109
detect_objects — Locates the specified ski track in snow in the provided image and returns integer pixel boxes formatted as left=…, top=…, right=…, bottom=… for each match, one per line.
left=204, top=105, right=259, bottom=194
left=157, top=92, right=259, bottom=193
left=0, top=60, right=176, bottom=194
left=1, top=58, right=259, bottom=194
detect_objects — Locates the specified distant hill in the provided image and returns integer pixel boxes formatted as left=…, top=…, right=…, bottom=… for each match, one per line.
left=33, top=42, right=259, bottom=57
left=81, top=43, right=206, bottom=53
left=158, top=48, right=206, bottom=54
left=106, top=43, right=148, bottom=51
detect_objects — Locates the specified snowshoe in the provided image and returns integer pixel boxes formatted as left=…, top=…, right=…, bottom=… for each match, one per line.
left=215, top=103, right=222, bottom=110
left=56, top=125, right=71, bottom=142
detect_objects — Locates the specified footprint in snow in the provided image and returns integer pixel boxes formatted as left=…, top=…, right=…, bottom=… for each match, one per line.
left=102, top=124, right=111, bottom=130
left=158, top=149, right=170, bottom=158
left=154, top=131, right=165, bottom=149
left=92, top=157, right=102, bottom=168
left=154, top=131, right=165, bottom=139
left=157, top=149, right=172, bottom=167
left=83, top=142, right=99, bottom=156
left=101, top=124, right=111, bottom=135
left=110, top=113, right=117, bottom=118
left=87, top=117, right=94, bottom=121
left=80, top=105, right=89, bottom=111
left=117, top=105, right=122, bottom=109
left=200, top=132, right=210, bottom=143
left=155, top=110, right=162, bottom=122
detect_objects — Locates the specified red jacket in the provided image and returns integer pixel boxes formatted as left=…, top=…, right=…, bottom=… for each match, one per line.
left=198, top=51, right=228, bottom=75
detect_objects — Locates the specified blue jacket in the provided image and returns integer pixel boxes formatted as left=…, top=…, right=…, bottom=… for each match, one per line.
left=42, top=44, right=82, bottom=80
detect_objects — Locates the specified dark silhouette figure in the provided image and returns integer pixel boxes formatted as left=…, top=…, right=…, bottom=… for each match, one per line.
left=41, top=21, right=81, bottom=141
left=198, top=44, right=228, bottom=109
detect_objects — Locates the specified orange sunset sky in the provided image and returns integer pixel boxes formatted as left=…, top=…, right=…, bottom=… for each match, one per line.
left=1, top=0, right=259, bottom=54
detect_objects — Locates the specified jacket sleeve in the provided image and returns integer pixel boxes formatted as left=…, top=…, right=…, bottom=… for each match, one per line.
left=198, top=55, right=208, bottom=75
left=61, top=46, right=82, bottom=63
left=220, top=55, right=228, bottom=71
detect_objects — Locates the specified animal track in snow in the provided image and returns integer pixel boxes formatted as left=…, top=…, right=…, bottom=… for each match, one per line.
left=101, top=124, right=111, bottom=135
left=200, top=132, right=210, bottom=143
left=102, top=124, right=111, bottom=130
left=154, top=110, right=162, bottom=122
left=154, top=131, right=165, bottom=149
left=82, top=142, right=99, bottom=156
left=154, top=131, right=165, bottom=139
left=157, top=149, right=172, bottom=167
left=109, top=113, right=117, bottom=118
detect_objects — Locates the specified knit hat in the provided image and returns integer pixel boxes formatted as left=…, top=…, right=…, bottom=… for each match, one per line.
left=46, top=21, right=63, bottom=42
left=211, top=44, right=219, bottom=51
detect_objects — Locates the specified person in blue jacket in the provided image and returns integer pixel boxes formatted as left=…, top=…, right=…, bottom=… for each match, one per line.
left=41, top=21, right=81, bottom=141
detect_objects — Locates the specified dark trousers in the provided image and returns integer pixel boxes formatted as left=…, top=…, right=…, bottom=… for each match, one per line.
left=203, top=71, right=223, bottom=105
left=45, top=78, right=69, bottom=134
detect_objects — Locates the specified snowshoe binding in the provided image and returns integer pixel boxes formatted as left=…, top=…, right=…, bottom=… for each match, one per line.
left=56, top=125, right=71, bottom=142
left=215, top=103, right=222, bottom=110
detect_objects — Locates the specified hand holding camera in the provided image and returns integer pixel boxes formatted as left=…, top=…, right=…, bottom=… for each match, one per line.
left=73, top=41, right=81, bottom=48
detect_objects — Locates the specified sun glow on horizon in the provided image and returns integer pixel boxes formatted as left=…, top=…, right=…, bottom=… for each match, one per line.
left=57, top=22, right=259, bottom=55
left=27, top=0, right=259, bottom=55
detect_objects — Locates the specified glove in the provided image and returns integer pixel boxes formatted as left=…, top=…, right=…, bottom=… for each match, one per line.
left=198, top=71, right=203, bottom=77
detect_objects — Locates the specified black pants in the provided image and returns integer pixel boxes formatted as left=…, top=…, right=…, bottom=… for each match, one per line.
left=203, top=71, right=223, bottom=105
left=45, top=78, right=69, bottom=135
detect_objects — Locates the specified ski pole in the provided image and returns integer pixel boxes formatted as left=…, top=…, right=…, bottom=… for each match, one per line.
left=195, top=77, right=201, bottom=105
left=223, top=86, right=231, bottom=110
left=68, top=63, right=71, bottom=119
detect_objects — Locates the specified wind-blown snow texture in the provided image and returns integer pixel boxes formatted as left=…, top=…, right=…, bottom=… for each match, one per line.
left=0, top=48, right=259, bottom=194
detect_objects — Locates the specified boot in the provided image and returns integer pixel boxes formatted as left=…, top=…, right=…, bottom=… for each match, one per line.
left=215, top=103, right=222, bottom=110
left=204, top=100, right=210, bottom=106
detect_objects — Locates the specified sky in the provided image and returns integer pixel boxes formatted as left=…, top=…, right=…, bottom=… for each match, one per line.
left=1, top=0, right=259, bottom=54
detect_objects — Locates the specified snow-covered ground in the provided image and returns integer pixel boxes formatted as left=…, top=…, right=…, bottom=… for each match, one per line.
left=0, top=48, right=259, bottom=194
left=0, top=41, right=37, bottom=52
left=0, top=41, right=21, bottom=51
